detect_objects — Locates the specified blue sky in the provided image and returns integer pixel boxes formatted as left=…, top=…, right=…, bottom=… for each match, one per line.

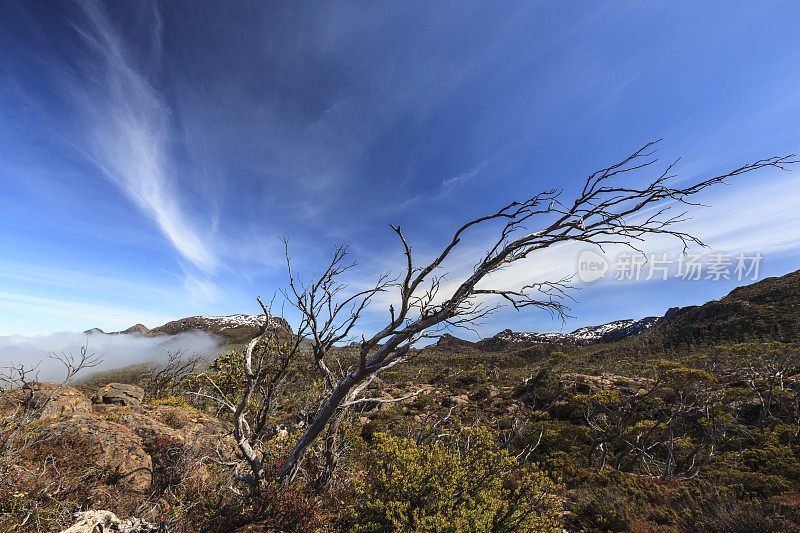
left=1, top=1, right=800, bottom=338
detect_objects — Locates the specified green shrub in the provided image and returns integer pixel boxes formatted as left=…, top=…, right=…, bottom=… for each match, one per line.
left=448, top=364, right=488, bottom=387
left=148, top=394, right=192, bottom=409
left=469, top=386, right=492, bottom=401
left=346, top=427, right=561, bottom=532
left=206, top=349, right=247, bottom=396
left=410, top=394, right=436, bottom=411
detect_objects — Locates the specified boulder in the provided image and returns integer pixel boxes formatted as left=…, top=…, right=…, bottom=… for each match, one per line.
left=9, top=382, right=92, bottom=421
left=97, top=402, right=236, bottom=447
left=5, top=381, right=242, bottom=498
left=444, top=394, right=470, bottom=407
left=148, top=405, right=237, bottom=460
left=60, top=510, right=160, bottom=533
left=574, top=379, right=598, bottom=395
left=90, top=403, right=234, bottom=485
left=93, top=404, right=184, bottom=448
left=92, top=383, right=145, bottom=406
left=39, top=414, right=153, bottom=491
left=149, top=405, right=231, bottom=438
left=559, top=373, right=651, bottom=395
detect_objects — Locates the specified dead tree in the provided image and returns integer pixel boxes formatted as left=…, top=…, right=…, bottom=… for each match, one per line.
left=191, top=298, right=309, bottom=483
left=238, top=141, right=795, bottom=483
left=143, top=350, right=204, bottom=401
left=280, top=238, right=394, bottom=483
left=738, top=343, right=800, bottom=432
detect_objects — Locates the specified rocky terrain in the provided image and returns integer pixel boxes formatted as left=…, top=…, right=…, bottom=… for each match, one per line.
left=645, top=269, right=800, bottom=346
left=441, top=270, right=800, bottom=353
left=8, top=382, right=236, bottom=495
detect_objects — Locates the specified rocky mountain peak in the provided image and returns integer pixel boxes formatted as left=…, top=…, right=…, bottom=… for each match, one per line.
left=120, top=324, right=149, bottom=335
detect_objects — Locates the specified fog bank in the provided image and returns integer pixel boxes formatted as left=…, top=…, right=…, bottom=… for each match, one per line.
left=0, top=331, right=220, bottom=384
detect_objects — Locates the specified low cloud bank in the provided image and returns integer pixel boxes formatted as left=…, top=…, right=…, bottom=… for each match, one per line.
left=0, top=331, right=220, bottom=384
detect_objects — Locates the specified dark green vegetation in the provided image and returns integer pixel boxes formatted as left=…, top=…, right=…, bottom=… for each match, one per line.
left=649, top=269, right=800, bottom=347
left=3, top=270, right=800, bottom=532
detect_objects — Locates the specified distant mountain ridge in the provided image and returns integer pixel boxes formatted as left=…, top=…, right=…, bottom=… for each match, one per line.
left=474, top=316, right=662, bottom=350
left=121, top=324, right=149, bottom=335
left=441, top=268, right=800, bottom=350
left=86, top=269, right=800, bottom=350
left=85, top=314, right=291, bottom=345
left=82, top=324, right=148, bottom=336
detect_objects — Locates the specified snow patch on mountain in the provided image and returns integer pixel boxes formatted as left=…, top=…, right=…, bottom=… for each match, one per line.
left=194, top=314, right=279, bottom=330
left=490, top=316, right=661, bottom=346
left=570, top=317, right=661, bottom=343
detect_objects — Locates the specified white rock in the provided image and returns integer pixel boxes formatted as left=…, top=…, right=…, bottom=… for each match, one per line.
left=60, top=510, right=160, bottom=533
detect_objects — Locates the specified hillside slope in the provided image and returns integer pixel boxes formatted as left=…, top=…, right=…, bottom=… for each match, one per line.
left=148, top=314, right=292, bottom=345
left=646, top=269, right=800, bottom=346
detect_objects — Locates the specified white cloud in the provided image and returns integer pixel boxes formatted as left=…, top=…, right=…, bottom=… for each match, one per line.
left=441, top=165, right=483, bottom=190
left=353, top=165, right=800, bottom=331
left=67, top=0, right=217, bottom=271
left=181, top=272, right=223, bottom=303
left=473, top=169, right=800, bottom=292
left=681, top=172, right=800, bottom=253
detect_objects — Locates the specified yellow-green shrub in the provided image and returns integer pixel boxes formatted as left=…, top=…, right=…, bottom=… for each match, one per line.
left=148, top=394, right=192, bottom=409
left=346, top=427, right=561, bottom=532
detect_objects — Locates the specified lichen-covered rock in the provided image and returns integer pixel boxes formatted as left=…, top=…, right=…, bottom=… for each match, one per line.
left=81, top=403, right=235, bottom=489
left=91, top=383, right=145, bottom=406
left=39, top=414, right=152, bottom=491
left=559, top=373, right=651, bottom=395
left=92, top=403, right=237, bottom=460
left=60, top=510, right=160, bottom=532
left=8, top=382, right=92, bottom=420
left=444, top=394, right=470, bottom=407
left=93, top=404, right=184, bottom=447
left=7, top=381, right=239, bottom=496
left=148, top=405, right=237, bottom=460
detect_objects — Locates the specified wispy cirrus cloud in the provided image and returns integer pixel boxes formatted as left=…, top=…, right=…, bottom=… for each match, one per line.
left=66, top=0, right=217, bottom=272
